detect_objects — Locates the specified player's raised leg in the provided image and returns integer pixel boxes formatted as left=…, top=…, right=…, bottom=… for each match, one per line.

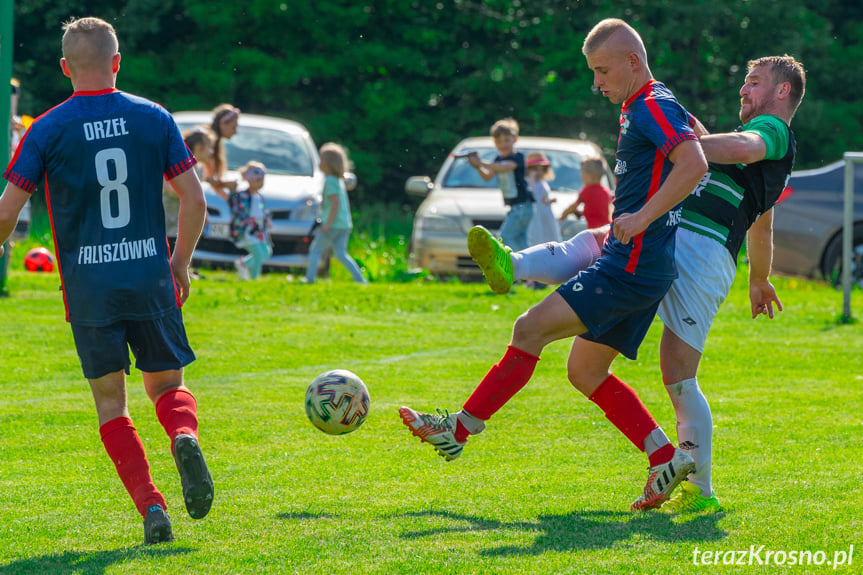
left=400, top=291, right=585, bottom=459
left=470, top=225, right=607, bottom=294
left=511, top=226, right=607, bottom=286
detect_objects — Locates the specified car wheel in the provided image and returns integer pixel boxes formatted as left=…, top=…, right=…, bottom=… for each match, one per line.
left=820, top=224, right=863, bottom=287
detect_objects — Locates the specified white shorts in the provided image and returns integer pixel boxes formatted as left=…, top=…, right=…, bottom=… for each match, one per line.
left=657, top=229, right=737, bottom=353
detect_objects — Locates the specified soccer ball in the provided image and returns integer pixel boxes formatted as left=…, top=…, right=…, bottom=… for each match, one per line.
left=305, top=369, right=370, bottom=435
left=24, top=247, right=55, bottom=272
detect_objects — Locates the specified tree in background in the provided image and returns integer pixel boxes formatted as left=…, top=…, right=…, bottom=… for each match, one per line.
left=10, top=0, right=863, bottom=205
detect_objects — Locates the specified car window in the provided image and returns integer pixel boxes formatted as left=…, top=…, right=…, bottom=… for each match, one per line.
left=175, top=122, right=314, bottom=177
left=226, top=127, right=314, bottom=176
left=442, top=148, right=587, bottom=194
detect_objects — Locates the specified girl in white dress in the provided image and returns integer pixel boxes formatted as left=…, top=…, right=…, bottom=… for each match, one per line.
left=526, top=152, right=561, bottom=246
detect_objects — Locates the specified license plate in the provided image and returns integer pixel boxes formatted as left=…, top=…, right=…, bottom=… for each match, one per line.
left=207, top=223, right=231, bottom=239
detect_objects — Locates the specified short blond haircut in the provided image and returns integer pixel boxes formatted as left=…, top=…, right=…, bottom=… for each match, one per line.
left=319, top=142, right=350, bottom=177
left=582, top=18, right=647, bottom=62
left=61, top=17, right=118, bottom=74
left=490, top=118, right=519, bottom=139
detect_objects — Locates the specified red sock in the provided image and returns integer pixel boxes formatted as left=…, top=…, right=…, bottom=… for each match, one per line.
left=589, top=374, right=660, bottom=454
left=454, top=420, right=471, bottom=444
left=462, top=345, right=540, bottom=421
left=648, top=444, right=676, bottom=467
left=155, top=388, right=199, bottom=451
left=100, top=417, right=166, bottom=517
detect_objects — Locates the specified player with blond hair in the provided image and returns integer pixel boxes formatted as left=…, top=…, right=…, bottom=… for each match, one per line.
left=401, top=19, right=708, bottom=511
left=0, top=16, right=211, bottom=544
left=466, top=54, right=806, bottom=514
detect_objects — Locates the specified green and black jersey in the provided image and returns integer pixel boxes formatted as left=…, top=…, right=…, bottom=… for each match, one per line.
left=679, top=114, right=796, bottom=261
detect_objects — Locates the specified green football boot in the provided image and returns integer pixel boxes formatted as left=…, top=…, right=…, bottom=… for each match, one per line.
left=467, top=225, right=514, bottom=294
left=661, top=480, right=722, bottom=514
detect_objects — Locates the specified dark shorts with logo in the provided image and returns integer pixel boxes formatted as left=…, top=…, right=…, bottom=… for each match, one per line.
left=70, top=307, right=196, bottom=379
left=556, top=261, right=673, bottom=360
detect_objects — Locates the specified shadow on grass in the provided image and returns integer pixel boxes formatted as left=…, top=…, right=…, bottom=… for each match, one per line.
left=0, top=546, right=193, bottom=575
left=399, top=509, right=728, bottom=556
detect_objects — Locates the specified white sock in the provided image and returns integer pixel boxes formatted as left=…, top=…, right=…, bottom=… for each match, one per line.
left=666, top=378, right=713, bottom=496
left=643, top=427, right=670, bottom=457
left=511, top=229, right=601, bottom=284
left=456, top=410, right=486, bottom=435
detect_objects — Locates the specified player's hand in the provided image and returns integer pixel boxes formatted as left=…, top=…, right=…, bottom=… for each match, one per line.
left=467, top=152, right=481, bottom=168
left=612, top=211, right=648, bottom=245
left=749, top=280, right=783, bottom=319
left=171, top=255, right=192, bottom=304
left=0, top=244, right=4, bottom=258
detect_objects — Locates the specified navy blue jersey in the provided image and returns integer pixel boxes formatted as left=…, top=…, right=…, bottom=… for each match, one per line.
left=4, top=89, right=196, bottom=326
left=604, top=80, right=697, bottom=279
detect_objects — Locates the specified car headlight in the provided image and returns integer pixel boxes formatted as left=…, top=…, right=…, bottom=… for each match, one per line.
left=293, top=198, right=319, bottom=221
left=418, top=214, right=462, bottom=234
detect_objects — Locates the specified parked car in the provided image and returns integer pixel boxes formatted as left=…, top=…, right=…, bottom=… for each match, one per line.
left=406, top=136, right=614, bottom=276
left=172, top=112, right=327, bottom=270
left=772, top=159, right=863, bottom=284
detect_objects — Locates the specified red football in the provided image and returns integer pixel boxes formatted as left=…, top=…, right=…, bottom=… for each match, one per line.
left=24, top=247, right=55, bottom=272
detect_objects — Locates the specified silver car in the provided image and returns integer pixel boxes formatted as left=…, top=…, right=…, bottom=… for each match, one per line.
left=406, top=136, right=613, bottom=276
left=173, top=112, right=324, bottom=269
left=773, top=159, right=863, bottom=284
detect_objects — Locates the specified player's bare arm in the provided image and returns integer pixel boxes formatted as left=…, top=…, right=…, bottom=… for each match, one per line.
left=168, top=169, right=207, bottom=303
left=747, top=208, right=782, bottom=319
left=700, top=131, right=767, bottom=165
left=0, top=183, right=31, bottom=258
left=613, top=139, right=707, bottom=244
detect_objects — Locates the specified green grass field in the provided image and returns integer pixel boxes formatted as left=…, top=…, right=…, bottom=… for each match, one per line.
left=0, top=258, right=861, bottom=574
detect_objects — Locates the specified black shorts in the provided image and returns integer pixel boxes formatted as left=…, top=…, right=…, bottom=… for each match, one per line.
left=70, top=308, right=196, bottom=379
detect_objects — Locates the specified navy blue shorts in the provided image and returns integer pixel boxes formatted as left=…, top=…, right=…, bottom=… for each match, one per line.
left=70, top=308, right=196, bottom=380
left=556, top=262, right=673, bottom=360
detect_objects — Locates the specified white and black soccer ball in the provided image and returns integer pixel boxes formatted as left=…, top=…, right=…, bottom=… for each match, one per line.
left=305, top=369, right=370, bottom=435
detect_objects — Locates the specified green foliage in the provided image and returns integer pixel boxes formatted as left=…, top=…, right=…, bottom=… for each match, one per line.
left=9, top=0, right=863, bottom=207
left=0, top=269, right=861, bottom=573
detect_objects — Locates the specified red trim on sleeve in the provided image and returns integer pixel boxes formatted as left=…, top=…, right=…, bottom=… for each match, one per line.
left=165, top=156, right=198, bottom=180
left=641, top=84, right=699, bottom=156
left=2, top=170, right=37, bottom=193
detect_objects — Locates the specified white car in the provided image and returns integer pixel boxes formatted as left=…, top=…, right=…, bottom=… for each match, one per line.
left=406, top=136, right=614, bottom=276
left=172, top=112, right=326, bottom=270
